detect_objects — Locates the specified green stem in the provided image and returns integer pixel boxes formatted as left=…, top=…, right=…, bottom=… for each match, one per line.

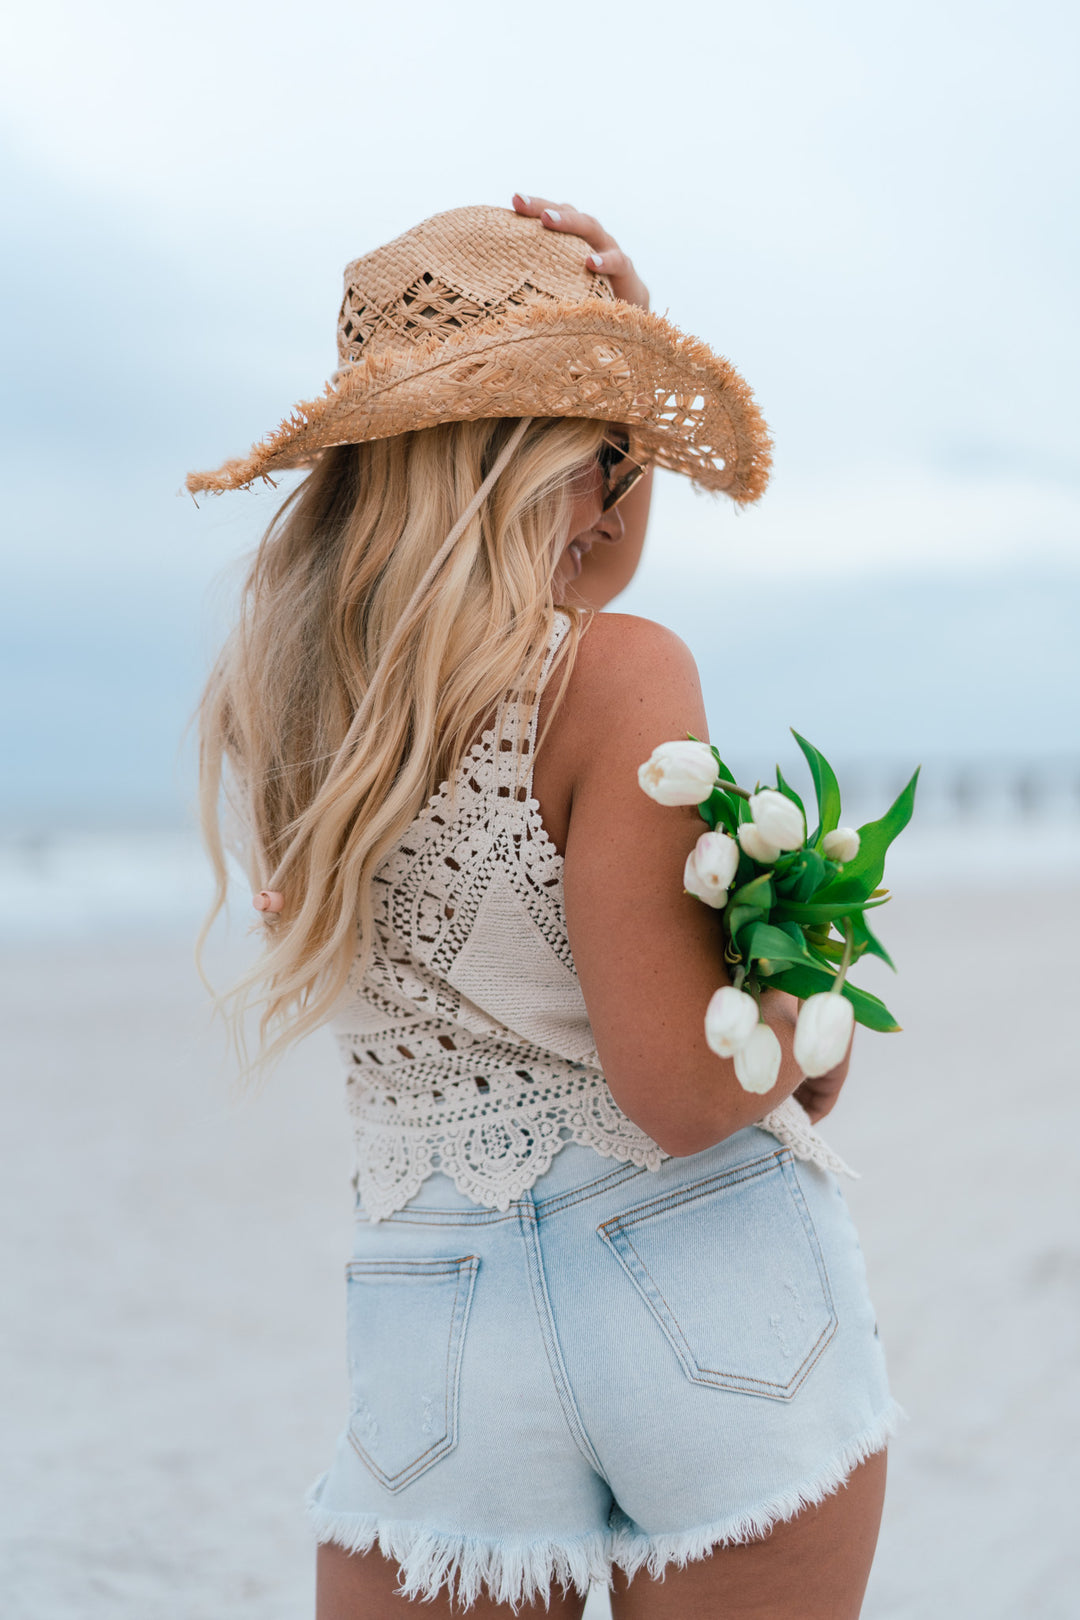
left=831, top=918, right=855, bottom=994
left=733, top=964, right=747, bottom=991
left=717, top=778, right=752, bottom=801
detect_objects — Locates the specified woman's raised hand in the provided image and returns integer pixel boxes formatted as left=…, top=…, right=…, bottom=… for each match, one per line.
left=512, top=194, right=649, bottom=312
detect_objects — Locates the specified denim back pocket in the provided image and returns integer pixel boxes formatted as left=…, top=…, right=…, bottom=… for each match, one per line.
left=344, top=1254, right=479, bottom=1492
left=597, top=1149, right=837, bottom=1401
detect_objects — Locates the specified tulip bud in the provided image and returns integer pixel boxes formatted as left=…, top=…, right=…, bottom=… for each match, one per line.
left=704, top=985, right=759, bottom=1057
left=823, top=827, right=860, bottom=863
left=733, top=1020, right=783, bottom=1093
left=748, top=789, right=805, bottom=851
left=684, top=830, right=740, bottom=908
left=737, top=821, right=781, bottom=864
left=638, top=741, right=720, bottom=807
left=793, top=992, right=855, bottom=1077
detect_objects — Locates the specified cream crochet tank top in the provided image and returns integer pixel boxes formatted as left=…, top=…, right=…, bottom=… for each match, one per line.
left=330, top=610, right=857, bottom=1222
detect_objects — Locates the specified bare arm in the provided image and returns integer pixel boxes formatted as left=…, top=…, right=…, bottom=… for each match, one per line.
left=560, top=613, right=813, bottom=1157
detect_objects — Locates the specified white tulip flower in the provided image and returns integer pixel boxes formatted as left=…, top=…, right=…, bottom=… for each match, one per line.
left=704, top=986, right=759, bottom=1057
left=737, top=822, right=781, bottom=864
left=748, top=789, right=805, bottom=851
left=793, top=992, right=855, bottom=1077
left=638, top=741, right=720, bottom=807
left=823, top=827, right=860, bottom=863
left=684, top=831, right=740, bottom=908
left=733, top=1021, right=783, bottom=1093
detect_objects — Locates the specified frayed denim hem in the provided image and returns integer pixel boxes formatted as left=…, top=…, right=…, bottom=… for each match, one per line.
left=306, top=1475, right=616, bottom=1613
left=609, top=1397, right=908, bottom=1585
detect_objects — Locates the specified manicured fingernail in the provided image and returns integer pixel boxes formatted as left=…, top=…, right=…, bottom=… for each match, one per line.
left=588, top=253, right=603, bottom=269
left=515, top=192, right=531, bottom=205
left=543, top=209, right=561, bottom=223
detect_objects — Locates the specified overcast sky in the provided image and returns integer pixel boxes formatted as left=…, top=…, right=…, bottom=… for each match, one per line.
left=1, top=0, right=1077, bottom=821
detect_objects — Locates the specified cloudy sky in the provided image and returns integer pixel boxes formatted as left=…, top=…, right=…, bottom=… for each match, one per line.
left=1, top=0, right=1077, bottom=823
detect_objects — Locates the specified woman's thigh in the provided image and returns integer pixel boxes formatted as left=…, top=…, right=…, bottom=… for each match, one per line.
left=316, top=1542, right=589, bottom=1619
left=608, top=1448, right=888, bottom=1620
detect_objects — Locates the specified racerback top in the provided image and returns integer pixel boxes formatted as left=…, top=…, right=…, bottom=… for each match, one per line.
left=330, top=610, right=857, bottom=1221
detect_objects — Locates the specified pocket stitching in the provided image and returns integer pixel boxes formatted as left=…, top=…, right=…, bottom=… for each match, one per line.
left=596, top=1151, right=782, bottom=1236
left=345, top=1254, right=479, bottom=1490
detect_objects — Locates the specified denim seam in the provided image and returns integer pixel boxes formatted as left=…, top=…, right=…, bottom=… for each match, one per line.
left=372, top=1160, right=649, bottom=1227
left=596, top=1151, right=783, bottom=1233
left=779, top=1154, right=840, bottom=1323
left=534, top=1162, right=650, bottom=1218
left=516, top=1196, right=608, bottom=1481
left=345, top=1255, right=479, bottom=1490
left=346, top=1258, right=479, bottom=1275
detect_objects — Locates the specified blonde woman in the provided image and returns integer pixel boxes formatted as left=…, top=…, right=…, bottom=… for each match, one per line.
left=192, top=196, right=902, bottom=1620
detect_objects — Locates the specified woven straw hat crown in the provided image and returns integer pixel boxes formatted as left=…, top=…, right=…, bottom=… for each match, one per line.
left=187, top=205, right=771, bottom=500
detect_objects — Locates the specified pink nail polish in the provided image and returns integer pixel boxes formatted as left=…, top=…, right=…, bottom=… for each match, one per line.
left=589, top=253, right=603, bottom=269
left=543, top=209, right=561, bottom=223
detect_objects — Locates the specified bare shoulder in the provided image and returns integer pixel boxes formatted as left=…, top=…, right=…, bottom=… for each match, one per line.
left=560, top=612, right=707, bottom=758
left=572, top=611, right=700, bottom=694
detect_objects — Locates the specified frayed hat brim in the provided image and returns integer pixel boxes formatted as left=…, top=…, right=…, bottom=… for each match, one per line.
left=186, top=297, right=771, bottom=502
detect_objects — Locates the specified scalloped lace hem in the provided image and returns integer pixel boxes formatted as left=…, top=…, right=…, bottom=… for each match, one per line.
left=354, top=1118, right=667, bottom=1222
left=757, top=1096, right=861, bottom=1180
left=353, top=1097, right=856, bottom=1222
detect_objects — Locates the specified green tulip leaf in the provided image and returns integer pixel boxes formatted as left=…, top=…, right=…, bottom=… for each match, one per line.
left=767, top=966, right=902, bottom=1032
left=705, top=742, right=739, bottom=792
left=746, top=922, right=818, bottom=970
left=791, top=730, right=842, bottom=842
left=851, top=908, right=896, bottom=970
left=814, top=767, right=920, bottom=906
left=699, top=787, right=739, bottom=835
left=789, top=848, right=827, bottom=903
left=774, top=896, right=878, bottom=926
left=729, top=871, right=774, bottom=910
left=764, top=962, right=836, bottom=997
left=775, top=766, right=807, bottom=823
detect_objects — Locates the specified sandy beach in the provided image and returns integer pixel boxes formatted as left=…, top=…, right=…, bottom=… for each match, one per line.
left=2, top=876, right=1077, bottom=1619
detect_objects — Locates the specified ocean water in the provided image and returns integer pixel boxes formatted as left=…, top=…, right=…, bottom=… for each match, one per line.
left=3, top=807, right=1078, bottom=943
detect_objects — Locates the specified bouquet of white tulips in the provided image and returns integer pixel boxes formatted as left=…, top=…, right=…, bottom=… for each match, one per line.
left=638, top=730, right=919, bottom=1095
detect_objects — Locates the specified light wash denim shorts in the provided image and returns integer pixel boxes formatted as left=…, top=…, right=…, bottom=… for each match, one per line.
left=307, top=1125, right=906, bottom=1612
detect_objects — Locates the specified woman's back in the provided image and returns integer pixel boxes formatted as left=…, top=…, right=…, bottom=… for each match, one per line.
left=332, top=608, right=853, bottom=1222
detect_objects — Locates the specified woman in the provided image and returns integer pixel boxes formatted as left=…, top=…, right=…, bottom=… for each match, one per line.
left=191, top=196, right=903, bottom=1619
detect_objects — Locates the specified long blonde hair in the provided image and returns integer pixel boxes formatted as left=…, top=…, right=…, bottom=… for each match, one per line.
left=197, top=414, right=609, bottom=1074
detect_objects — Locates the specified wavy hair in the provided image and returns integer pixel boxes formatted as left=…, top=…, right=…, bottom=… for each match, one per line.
left=197, top=414, right=609, bottom=1075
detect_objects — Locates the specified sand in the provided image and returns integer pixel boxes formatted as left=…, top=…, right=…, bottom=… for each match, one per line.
left=2, top=882, right=1077, bottom=1619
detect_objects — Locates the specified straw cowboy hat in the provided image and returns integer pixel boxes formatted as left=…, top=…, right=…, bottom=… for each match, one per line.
left=186, top=204, right=772, bottom=502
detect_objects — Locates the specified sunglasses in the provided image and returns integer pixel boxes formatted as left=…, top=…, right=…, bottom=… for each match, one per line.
left=596, top=432, right=647, bottom=512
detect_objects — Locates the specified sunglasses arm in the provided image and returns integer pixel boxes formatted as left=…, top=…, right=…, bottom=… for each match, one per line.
left=563, top=466, right=654, bottom=612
